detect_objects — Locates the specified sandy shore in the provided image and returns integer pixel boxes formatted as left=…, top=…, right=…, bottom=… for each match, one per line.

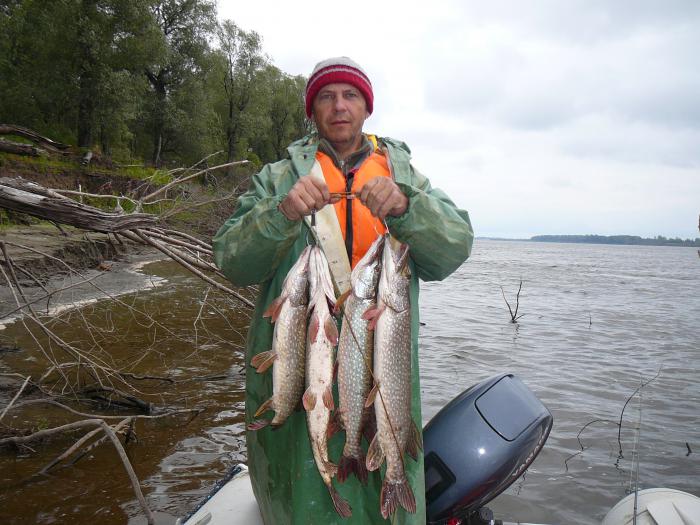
left=0, top=225, right=166, bottom=331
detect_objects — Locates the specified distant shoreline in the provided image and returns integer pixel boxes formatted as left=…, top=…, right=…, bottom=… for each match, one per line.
left=478, top=234, right=700, bottom=247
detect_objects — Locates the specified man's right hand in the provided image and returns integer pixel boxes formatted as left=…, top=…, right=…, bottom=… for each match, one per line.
left=278, top=176, right=338, bottom=221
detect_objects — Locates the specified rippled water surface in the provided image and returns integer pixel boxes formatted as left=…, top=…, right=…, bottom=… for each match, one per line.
left=420, top=240, right=700, bottom=524
left=1, top=240, right=698, bottom=524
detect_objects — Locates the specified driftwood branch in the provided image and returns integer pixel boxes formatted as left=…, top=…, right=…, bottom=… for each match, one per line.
left=0, top=418, right=155, bottom=524
left=140, top=159, right=249, bottom=203
left=0, top=375, right=31, bottom=422
left=0, top=175, right=254, bottom=308
left=500, top=280, right=526, bottom=323
left=0, top=124, right=70, bottom=152
left=0, top=178, right=158, bottom=232
left=0, top=138, right=47, bottom=157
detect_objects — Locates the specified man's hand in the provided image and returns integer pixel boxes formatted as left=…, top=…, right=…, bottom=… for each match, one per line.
left=356, top=177, right=408, bottom=220
left=279, top=176, right=339, bottom=221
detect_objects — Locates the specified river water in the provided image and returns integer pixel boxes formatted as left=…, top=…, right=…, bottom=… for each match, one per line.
left=0, top=239, right=698, bottom=524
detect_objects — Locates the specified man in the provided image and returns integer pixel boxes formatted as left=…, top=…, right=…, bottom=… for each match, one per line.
left=213, top=57, right=473, bottom=524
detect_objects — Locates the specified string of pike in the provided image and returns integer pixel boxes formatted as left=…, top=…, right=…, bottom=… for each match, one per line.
left=309, top=208, right=408, bottom=478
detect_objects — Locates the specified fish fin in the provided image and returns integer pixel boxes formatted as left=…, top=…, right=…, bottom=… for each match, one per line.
left=380, top=476, right=416, bottom=519
left=323, top=385, right=334, bottom=410
left=250, top=350, right=276, bottom=373
left=302, top=387, right=316, bottom=411
left=338, top=452, right=368, bottom=485
left=361, top=408, right=377, bottom=444
left=324, top=317, right=339, bottom=346
left=333, top=289, right=352, bottom=314
left=326, top=411, right=342, bottom=438
left=361, top=305, right=384, bottom=330
left=308, top=313, right=319, bottom=342
left=328, top=484, right=352, bottom=518
left=406, top=420, right=423, bottom=461
left=247, top=419, right=270, bottom=431
left=365, top=434, right=385, bottom=471
left=325, top=459, right=338, bottom=478
left=262, top=296, right=285, bottom=321
left=254, top=396, right=274, bottom=418
left=333, top=360, right=339, bottom=382
left=364, top=382, right=379, bottom=408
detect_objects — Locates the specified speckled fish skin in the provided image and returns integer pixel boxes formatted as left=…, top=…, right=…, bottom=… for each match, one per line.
left=304, top=246, right=351, bottom=518
left=367, top=234, right=417, bottom=519
left=336, top=235, right=385, bottom=484
left=249, top=246, right=311, bottom=429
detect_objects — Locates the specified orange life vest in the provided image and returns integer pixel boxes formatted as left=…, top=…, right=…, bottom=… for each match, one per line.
left=316, top=150, right=390, bottom=268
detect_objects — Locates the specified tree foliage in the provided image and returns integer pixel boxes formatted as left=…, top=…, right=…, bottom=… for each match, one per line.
left=0, top=1, right=308, bottom=168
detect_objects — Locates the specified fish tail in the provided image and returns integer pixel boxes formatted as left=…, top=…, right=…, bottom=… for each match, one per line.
left=380, top=476, right=416, bottom=519
left=246, top=419, right=270, bottom=431
left=337, top=451, right=368, bottom=485
left=328, top=483, right=352, bottom=518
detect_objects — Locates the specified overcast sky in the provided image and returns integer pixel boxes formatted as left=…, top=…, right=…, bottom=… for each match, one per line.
left=218, top=1, right=699, bottom=239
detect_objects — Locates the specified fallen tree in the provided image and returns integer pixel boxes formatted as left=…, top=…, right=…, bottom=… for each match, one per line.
left=0, top=131, right=254, bottom=523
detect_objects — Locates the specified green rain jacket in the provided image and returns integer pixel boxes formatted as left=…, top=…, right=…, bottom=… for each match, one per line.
left=213, top=133, right=474, bottom=525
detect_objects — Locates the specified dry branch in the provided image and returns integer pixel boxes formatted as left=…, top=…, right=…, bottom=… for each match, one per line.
left=39, top=417, right=132, bottom=474
left=500, top=280, right=526, bottom=323
left=140, top=159, right=249, bottom=203
left=0, top=124, right=70, bottom=152
left=0, top=138, right=47, bottom=157
left=0, top=178, right=158, bottom=232
left=0, top=375, right=31, bottom=423
left=0, top=418, right=155, bottom=524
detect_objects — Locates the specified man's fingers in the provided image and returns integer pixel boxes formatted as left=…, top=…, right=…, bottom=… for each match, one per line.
left=280, top=175, right=333, bottom=220
left=357, top=177, right=407, bottom=219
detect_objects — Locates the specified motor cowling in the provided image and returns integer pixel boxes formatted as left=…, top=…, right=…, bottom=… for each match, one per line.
left=424, top=374, right=553, bottom=524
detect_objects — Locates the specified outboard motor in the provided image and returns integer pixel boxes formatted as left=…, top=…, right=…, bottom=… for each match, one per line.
left=423, top=374, right=553, bottom=524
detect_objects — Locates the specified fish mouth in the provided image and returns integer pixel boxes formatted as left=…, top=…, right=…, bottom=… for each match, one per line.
left=395, top=244, right=410, bottom=272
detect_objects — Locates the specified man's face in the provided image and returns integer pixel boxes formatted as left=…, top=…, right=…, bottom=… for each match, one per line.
left=312, top=83, right=368, bottom=151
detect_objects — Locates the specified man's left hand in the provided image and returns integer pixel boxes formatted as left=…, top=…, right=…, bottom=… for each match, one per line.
left=356, top=177, right=408, bottom=220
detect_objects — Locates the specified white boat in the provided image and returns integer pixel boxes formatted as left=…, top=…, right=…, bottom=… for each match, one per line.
left=177, top=464, right=262, bottom=525
left=179, top=466, right=700, bottom=525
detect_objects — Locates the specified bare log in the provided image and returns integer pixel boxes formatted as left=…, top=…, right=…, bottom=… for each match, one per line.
left=0, top=138, right=47, bottom=157
left=0, top=178, right=158, bottom=232
left=0, top=124, right=70, bottom=151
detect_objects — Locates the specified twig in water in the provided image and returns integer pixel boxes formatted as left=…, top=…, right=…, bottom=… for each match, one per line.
left=617, top=368, right=661, bottom=458
left=0, top=375, right=31, bottom=423
left=500, top=280, right=526, bottom=323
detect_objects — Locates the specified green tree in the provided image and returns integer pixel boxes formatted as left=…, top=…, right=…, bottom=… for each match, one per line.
left=144, top=0, right=217, bottom=166
left=215, top=20, right=266, bottom=171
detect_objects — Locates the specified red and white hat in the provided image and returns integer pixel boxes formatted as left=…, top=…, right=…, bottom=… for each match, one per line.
left=305, top=57, right=374, bottom=118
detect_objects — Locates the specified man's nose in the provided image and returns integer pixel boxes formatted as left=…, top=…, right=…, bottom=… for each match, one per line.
left=333, top=96, right=348, bottom=112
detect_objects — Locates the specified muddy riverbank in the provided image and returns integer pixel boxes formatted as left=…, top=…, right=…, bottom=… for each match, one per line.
left=1, top=257, right=252, bottom=524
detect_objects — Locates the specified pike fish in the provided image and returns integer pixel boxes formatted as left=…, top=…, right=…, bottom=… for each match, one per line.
left=248, top=246, right=311, bottom=430
left=303, top=245, right=351, bottom=518
left=364, top=235, right=422, bottom=519
left=336, top=235, right=385, bottom=485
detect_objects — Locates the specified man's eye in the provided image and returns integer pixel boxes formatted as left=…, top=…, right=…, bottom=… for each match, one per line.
left=319, top=93, right=334, bottom=101
left=346, top=92, right=358, bottom=98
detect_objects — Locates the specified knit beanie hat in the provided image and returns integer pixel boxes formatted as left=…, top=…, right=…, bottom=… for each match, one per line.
left=305, top=57, right=374, bottom=118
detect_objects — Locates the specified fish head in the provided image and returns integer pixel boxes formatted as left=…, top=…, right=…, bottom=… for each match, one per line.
left=308, top=246, right=337, bottom=311
left=285, top=245, right=312, bottom=306
left=379, top=235, right=411, bottom=312
left=351, top=235, right=385, bottom=299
